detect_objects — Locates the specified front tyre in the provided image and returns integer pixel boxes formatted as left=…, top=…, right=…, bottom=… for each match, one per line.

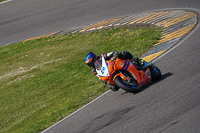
left=150, top=66, right=161, bottom=81
left=114, top=76, right=140, bottom=93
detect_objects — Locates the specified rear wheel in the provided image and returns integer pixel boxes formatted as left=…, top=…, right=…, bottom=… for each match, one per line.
left=114, top=76, right=140, bottom=93
left=150, top=65, right=161, bottom=81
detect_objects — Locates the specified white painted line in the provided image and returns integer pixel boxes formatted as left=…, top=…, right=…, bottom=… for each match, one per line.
left=0, top=0, right=12, bottom=5
left=41, top=90, right=111, bottom=133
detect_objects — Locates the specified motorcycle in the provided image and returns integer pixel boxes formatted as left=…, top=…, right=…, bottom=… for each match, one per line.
left=94, top=57, right=161, bottom=93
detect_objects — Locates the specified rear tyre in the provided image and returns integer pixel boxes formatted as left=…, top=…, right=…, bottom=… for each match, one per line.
left=114, top=76, right=140, bottom=93
left=150, top=66, right=161, bottom=81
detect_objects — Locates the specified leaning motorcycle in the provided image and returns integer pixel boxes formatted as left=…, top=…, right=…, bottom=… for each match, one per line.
left=94, top=57, right=161, bottom=93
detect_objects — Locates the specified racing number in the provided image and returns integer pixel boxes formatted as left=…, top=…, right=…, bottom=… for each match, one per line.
left=101, top=67, right=106, bottom=74
left=146, top=70, right=151, bottom=78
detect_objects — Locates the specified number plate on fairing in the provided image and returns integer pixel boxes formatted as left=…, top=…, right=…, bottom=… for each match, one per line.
left=146, top=70, right=151, bottom=78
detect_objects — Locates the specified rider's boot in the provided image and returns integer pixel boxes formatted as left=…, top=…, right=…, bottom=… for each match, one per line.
left=109, top=83, right=119, bottom=92
left=132, top=57, right=144, bottom=70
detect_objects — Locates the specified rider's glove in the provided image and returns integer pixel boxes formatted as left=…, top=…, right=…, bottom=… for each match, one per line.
left=92, top=67, right=98, bottom=75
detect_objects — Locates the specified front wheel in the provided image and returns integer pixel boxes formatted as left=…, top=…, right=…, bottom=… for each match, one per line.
left=114, top=76, right=140, bottom=93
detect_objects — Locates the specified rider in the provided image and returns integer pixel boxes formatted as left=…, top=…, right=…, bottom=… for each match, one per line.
left=84, top=51, right=143, bottom=92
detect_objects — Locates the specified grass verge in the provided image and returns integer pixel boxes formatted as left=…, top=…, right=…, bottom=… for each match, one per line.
left=0, top=27, right=162, bottom=132
left=0, top=0, right=7, bottom=3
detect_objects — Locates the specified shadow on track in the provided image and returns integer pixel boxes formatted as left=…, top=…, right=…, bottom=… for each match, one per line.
left=121, top=72, right=173, bottom=95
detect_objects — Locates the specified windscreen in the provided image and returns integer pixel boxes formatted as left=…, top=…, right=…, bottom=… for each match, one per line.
left=94, top=58, right=102, bottom=70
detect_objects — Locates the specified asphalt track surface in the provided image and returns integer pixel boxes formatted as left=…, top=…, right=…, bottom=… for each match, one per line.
left=1, top=0, right=200, bottom=133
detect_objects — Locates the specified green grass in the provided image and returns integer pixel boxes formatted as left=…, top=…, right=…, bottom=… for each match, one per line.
left=0, top=0, right=6, bottom=3
left=0, top=27, right=162, bottom=133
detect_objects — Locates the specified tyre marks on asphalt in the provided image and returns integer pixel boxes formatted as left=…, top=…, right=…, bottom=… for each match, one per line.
left=24, top=10, right=197, bottom=62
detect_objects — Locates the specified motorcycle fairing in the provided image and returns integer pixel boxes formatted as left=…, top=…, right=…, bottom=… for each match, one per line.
left=114, top=59, right=152, bottom=87
left=95, top=57, right=110, bottom=77
left=95, top=57, right=152, bottom=87
left=138, top=68, right=151, bottom=86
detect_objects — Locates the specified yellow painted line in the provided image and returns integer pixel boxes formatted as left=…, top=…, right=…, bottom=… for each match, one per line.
left=140, top=11, right=172, bottom=23
left=94, top=18, right=122, bottom=28
left=154, top=24, right=195, bottom=46
left=80, top=18, right=122, bottom=32
left=24, top=31, right=62, bottom=42
left=141, top=50, right=167, bottom=62
left=129, top=12, right=158, bottom=24
left=158, top=12, right=197, bottom=28
left=129, top=11, right=171, bottom=24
